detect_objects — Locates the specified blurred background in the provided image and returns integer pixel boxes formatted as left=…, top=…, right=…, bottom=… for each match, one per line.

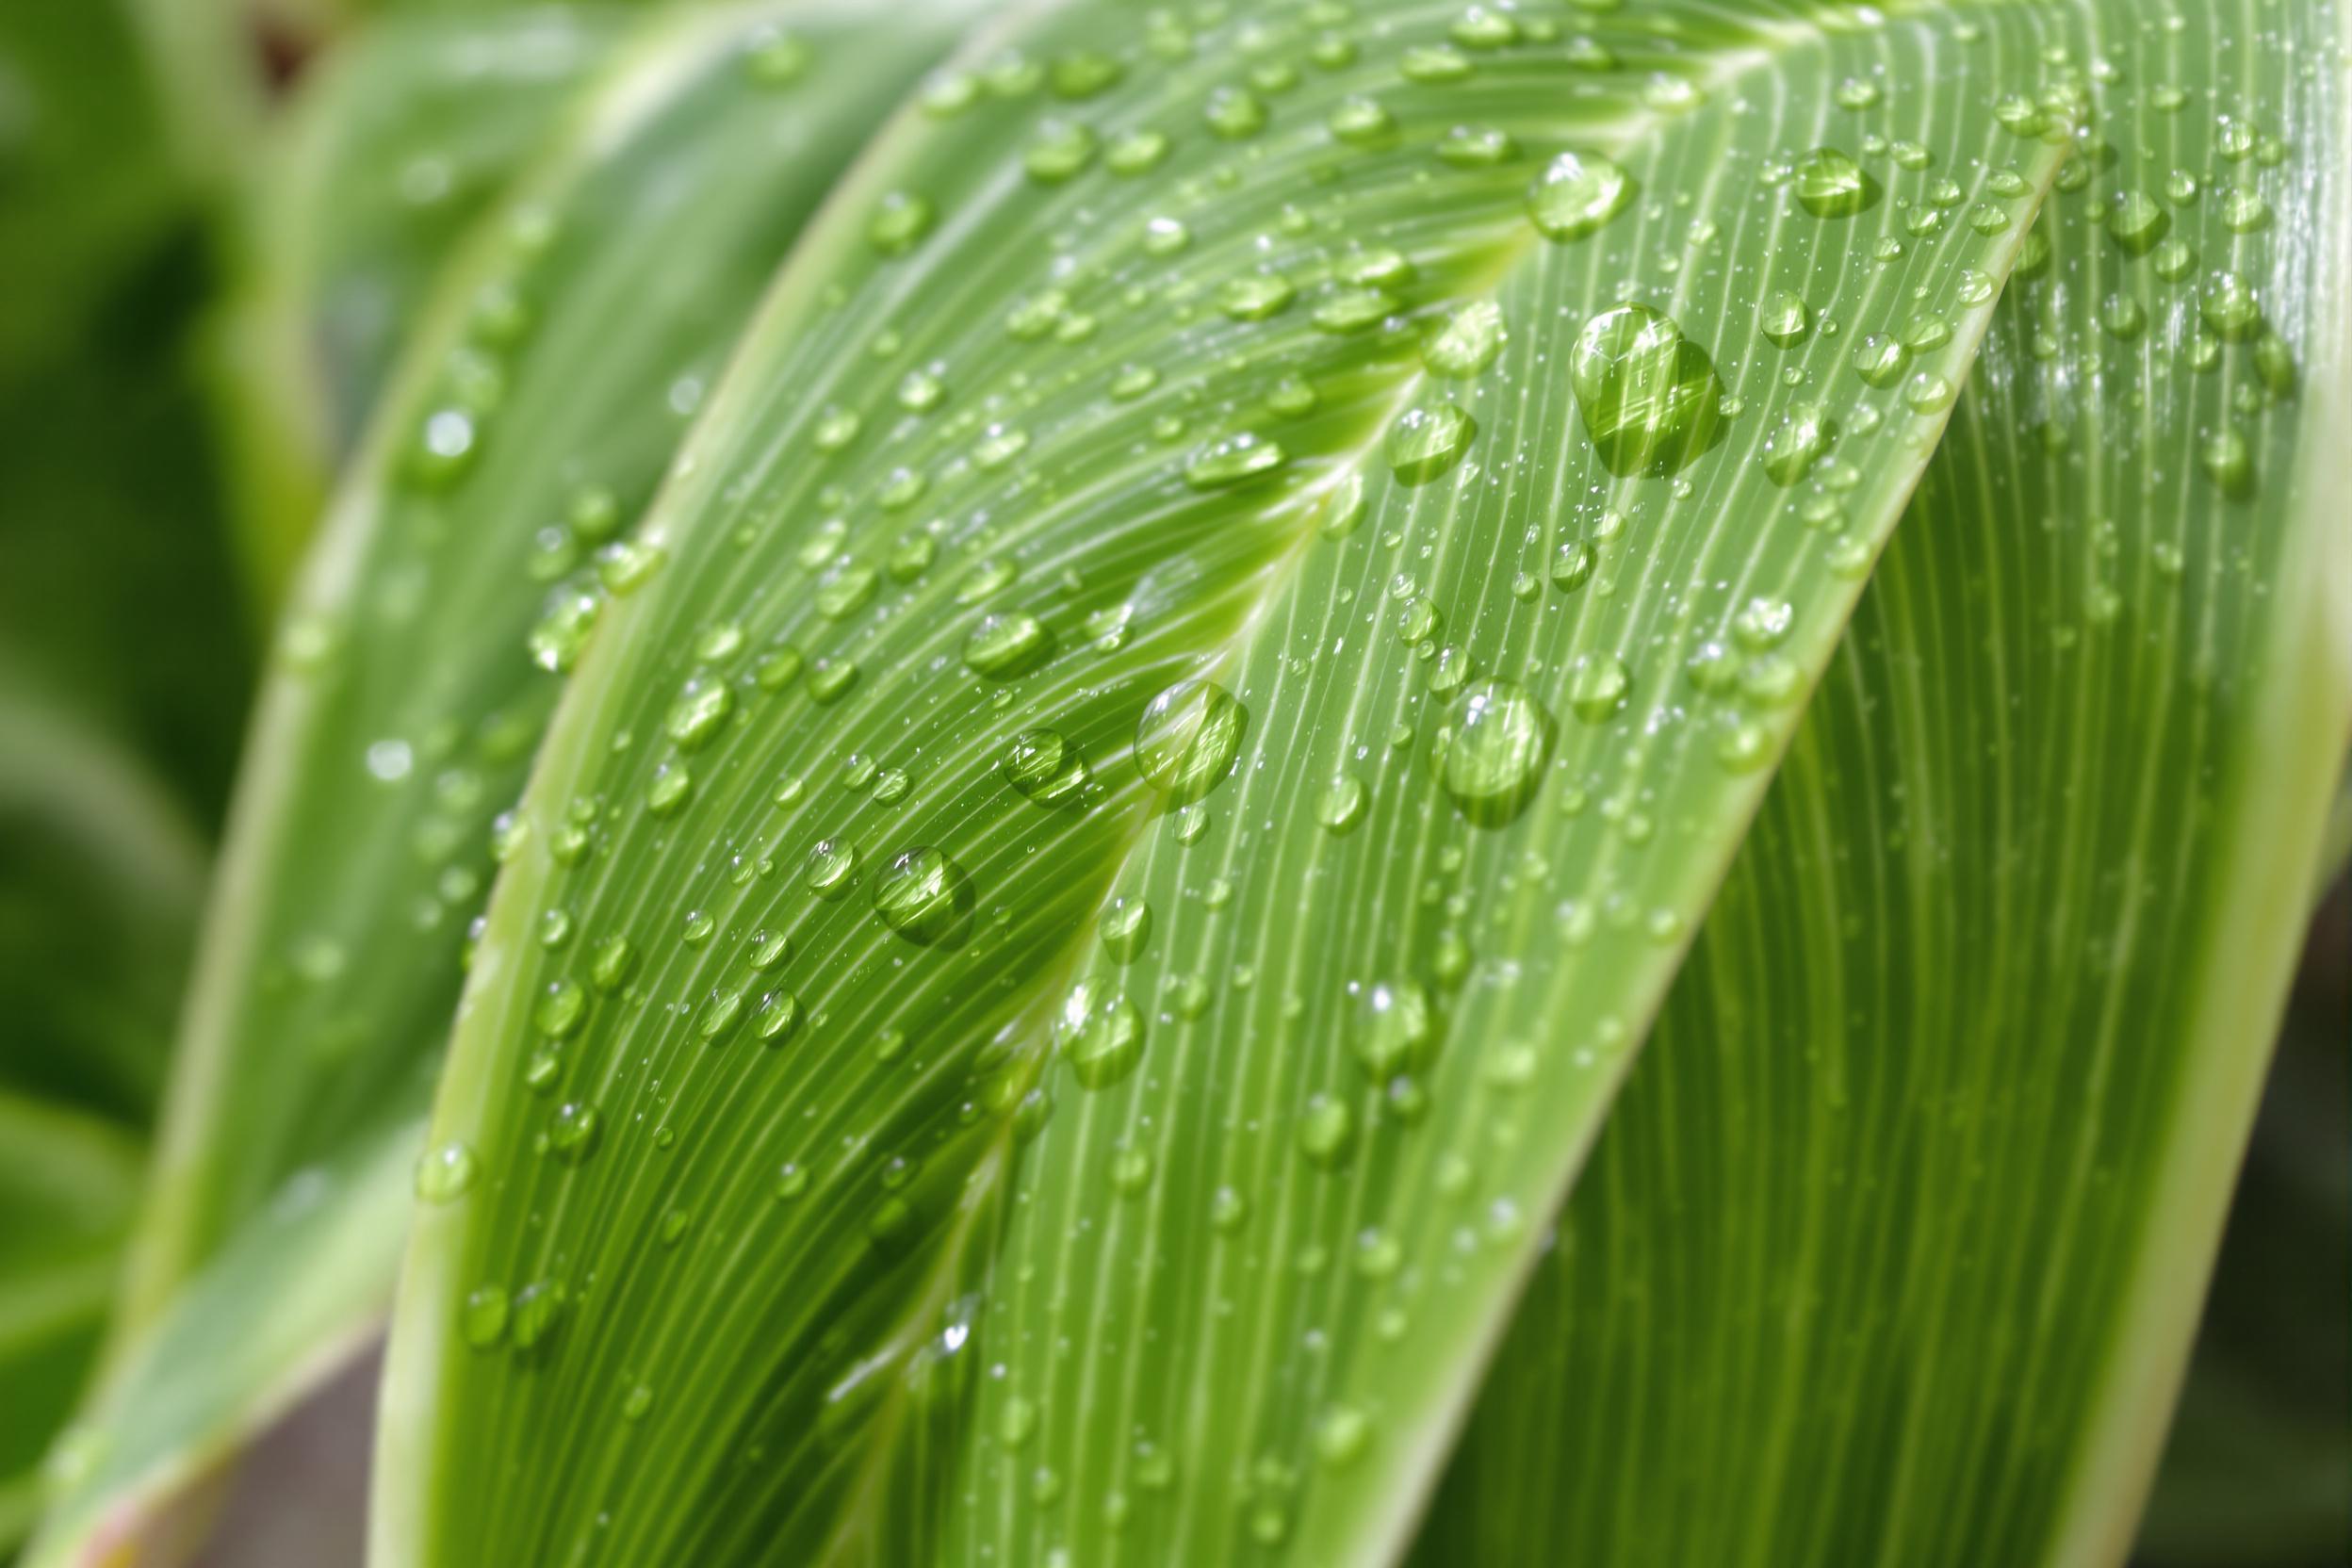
left=0, top=2, right=2342, bottom=1563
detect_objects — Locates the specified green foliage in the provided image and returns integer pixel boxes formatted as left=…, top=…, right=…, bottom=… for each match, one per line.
left=9, top=1, right=2346, bottom=1565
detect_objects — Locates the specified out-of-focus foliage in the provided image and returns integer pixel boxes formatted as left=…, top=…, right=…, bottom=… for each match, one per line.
left=0, top=0, right=253, bottom=1549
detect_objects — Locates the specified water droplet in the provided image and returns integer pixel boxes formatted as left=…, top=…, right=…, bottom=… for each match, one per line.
left=873, top=847, right=973, bottom=946
left=534, top=980, right=586, bottom=1039
left=463, top=1284, right=509, bottom=1348
left=2220, top=185, right=2272, bottom=233
left=962, top=612, right=1054, bottom=678
left=1315, top=772, right=1368, bottom=835
left=1436, top=679, right=1554, bottom=827
left=1099, top=897, right=1152, bottom=963
left=1761, top=401, right=1833, bottom=486
left=1203, top=86, right=1266, bottom=139
left=1218, top=273, right=1297, bottom=320
left=1001, top=728, right=1090, bottom=807
left=1903, top=372, right=1954, bottom=414
left=1550, top=539, right=1596, bottom=591
left=1423, top=302, right=1507, bottom=378
left=1851, top=333, right=1911, bottom=387
left=415, top=1140, right=477, bottom=1203
left=1792, top=148, right=1878, bottom=217
left=1315, top=1406, right=1371, bottom=1465
left=1353, top=979, right=1436, bottom=1080
left=1760, top=291, right=1811, bottom=348
left=868, top=191, right=934, bottom=254
left=2199, top=426, right=2252, bottom=496
left=1527, top=151, right=1634, bottom=240
left=2199, top=272, right=2262, bottom=340
left=2107, top=189, right=2168, bottom=254
left=548, top=1102, right=600, bottom=1164
left=1570, top=305, right=1723, bottom=476
left=1184, top=433, right=1284, bottom=488
left=1568, top=653, right=1632, bottom=721
left=1135, top=679, right=1246, bottom=803
left=1056, top=983, right=1144, bottom=1087
left=754, top=990, right=801, bottom=1045
left=1298, top=1093, right=1356, bottom=1168
left=1386, top=403, right=1476, bottom=484
left=806, top=839, right=859, bottom=899
left=664, top=679, right=732, bottom=751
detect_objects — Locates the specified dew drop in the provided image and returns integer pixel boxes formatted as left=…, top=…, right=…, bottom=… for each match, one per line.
left=1134, top=679, right=1247, bottom=803
left=1435, top=679, right=1554, bottom=827
left=1527, top=151, right=1634, bottom=240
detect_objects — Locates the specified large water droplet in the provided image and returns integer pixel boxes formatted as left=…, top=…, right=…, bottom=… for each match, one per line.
left=1570, top=304, right=1723, bottom=476
left=962, top=612, right=1054, bottom=678
left=1056, top=983, right=1144, bottom=1088
left=1001, top=728, right=1090, bottom=807
left=1386, top=402, right=1477, bottom=484
left=873, top=847, right=973, bottom=946
left=1791, top=148, right=1878, bottom=217
left=1761, top=401, right=1833, bottom=486
left=1423, top=302, right=1507, bottom=378
left=1135, top=678, right=1246, bottom=803
left=1568, top=652, right=1633, bottom=721
left=1099, top=897, right=1152, bottom=963
left=1436, top=679, right=1554, bottom=827
left=1352, top=979, right=1437, bottom=1080
left=1184, top=433, right=1285, bottom=488
left=1527, top=151, right=1634, bottom=239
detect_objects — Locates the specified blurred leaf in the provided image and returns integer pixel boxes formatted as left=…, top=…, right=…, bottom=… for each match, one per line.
left=24, top=5, right=988, bottom=1562
left=0, top=1094, right=145, bottom=1551
left=0, top=0, right=190, bottom=382
left=368, top=3, right=2311, bottom=1564
left=211, top=5, right=629, bottom=610
left=0, top=3, right=251, bottom=1544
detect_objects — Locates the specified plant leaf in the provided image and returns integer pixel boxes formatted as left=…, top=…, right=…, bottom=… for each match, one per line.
left=212, top=5, right=630, bottom=611
left=26, top=5, right=976, bottom=1561
left=1413, top=3, right=2352, bottom=1562
left=370, top=4, right=2153, bottom=1563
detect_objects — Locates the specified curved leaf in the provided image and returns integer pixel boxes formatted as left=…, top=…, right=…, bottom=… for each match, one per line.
left=212, top=5, right=629, bottom=609
left=370, top=2, right=2140, bottom=1563
left=1416, top=1, right=2352, bottom=1562
left=28, top=4, right=977, bottom=1561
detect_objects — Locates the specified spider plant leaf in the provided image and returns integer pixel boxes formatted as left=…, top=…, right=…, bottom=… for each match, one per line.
left=213, top=6, right=630, bottom=608
left=24, top=6, right=974, bottom=1561
left=368, top=4, right=2182, bottom=1563
left=1413, top=4, right=2352, bottom=1563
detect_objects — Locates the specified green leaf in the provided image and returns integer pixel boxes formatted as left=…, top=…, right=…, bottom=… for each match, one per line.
left=0, top=5, right=249, bottom=1544
left=369, top=5, right=2204, bottom=1564
left=0, top=1094, right=147, bottom=1552
left=26, top=6, right=978, bottom=1561
left=1415, top=5, right=2352, bottom=1565
left=0, top=0, right=251, bottom=384
left=211, top=5, right=629, bottom=609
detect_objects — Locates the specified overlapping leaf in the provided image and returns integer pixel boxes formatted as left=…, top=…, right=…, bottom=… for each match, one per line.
left=212, top=5, right=628, bottom=607
left=367, top=3, right=2236, bottom=1563
left=1417, top=3, right=2350, bottom=1562
left=25, top=5, right=980, bottom=1561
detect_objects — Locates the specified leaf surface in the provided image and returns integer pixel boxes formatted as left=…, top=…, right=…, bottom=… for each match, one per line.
left=1415, top=2, right=2352, bottom=1563
left=26, top=5, right=973, bottom=1560
left=214, top=5, right=630, bottom=607
left=371, top=3, right=2150, bottom=1563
